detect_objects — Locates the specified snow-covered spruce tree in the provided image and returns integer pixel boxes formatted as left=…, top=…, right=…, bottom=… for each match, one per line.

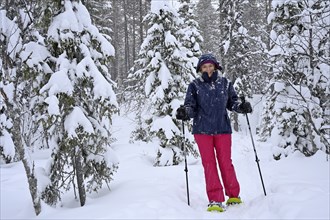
left=128, top=1, right=198, bottom=166
left=0, top=92, right=15, bottom=164
left=176, top=0, right=203, bottom=138
left=217, top=0, right=263, bottom=91
left=239, top=0, right=274, bottom=95
left=177, top=0, right=203, bottom=68
left=0, top=8, right=13, bottom=162
left=0, top=40, right=15, bottom=164
left=0, top=1, right=29, bottom=164
left=125, top=64, right=148, bottom=142
left=259, top=0, right=330, bottom=159
left=40, top=0, right=119, bottom=206
left=195, top=0, right=219, bottom=56
left=84, top=0, right=112, bottom=37
left=0, top=2, right=45, bottom=215
left=216, top=1, right=256, bottom=131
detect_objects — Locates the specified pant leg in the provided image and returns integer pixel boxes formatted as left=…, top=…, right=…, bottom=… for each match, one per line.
left=194, top=134, right=225, bottom=202
left=214, top=134, right=240, bottom=198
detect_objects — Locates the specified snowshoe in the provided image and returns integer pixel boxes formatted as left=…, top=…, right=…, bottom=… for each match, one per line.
left=226, top=197, right=242, bottom=206
left=207, top=202, right=225, bottom=212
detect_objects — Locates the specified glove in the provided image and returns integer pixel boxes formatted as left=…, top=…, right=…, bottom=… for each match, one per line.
left=237, top=102, right=252, bottom=114
left=176, top=105, right=190, bottom=121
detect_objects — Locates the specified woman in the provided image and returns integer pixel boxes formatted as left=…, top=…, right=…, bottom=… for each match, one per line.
left=176, top=53, right=252, bottom=212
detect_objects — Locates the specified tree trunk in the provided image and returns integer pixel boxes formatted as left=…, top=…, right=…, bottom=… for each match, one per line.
left=123, top=0, right=130, bottom=84
left=233, top=112, right=239, bottom=132
left=265, top=0, right=272, bottom=50
left=139, top=0, right=143, bottom=45
left=218, top=0, right=224, bottom=62
left=110, top=0, right=119, bottom=82
left=74, top=147, right=86, bottom=206
left=1, top=14, right=42, bottom=212
left=13, top=115, right=41, bottom=216
left=132, top=1, right=136, bottom=67
left=145, top=0, right=151, bottom=35
left=3, top=87, right=41, bottom=216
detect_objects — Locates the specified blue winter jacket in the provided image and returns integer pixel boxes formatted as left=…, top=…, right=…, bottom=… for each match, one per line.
left=184, top=71, right=239, bottom=135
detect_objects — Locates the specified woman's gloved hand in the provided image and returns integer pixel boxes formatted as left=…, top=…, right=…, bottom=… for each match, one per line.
left=176, top=105, right=190, bottom=121
left=237, top=102, right=252, bottom=114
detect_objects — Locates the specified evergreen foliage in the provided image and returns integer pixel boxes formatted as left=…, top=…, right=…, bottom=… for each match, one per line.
left=216, top=1, right=262, bottom=131
left=259, top=0, right=330, bottom=158
left=177, top=0, right=203, bottom=67
left=128, top=1, right=198, bottom=166
left=1, top=2, right=329, bottom=216
left=39, top=0, right=119, bottom=206
left=195, top=0, right=219, bottom=56
left=0, top=1, right=44, bottom=214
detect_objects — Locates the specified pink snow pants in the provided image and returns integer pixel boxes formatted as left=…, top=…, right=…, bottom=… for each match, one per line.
left=194, top=134, right=240, bottom=203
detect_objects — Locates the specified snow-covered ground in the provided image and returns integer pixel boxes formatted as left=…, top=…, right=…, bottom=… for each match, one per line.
left=1, top=109, right=329, bottom=219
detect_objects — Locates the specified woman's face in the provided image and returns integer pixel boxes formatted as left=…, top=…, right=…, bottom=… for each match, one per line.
left=201, top=63, right=215, bottom=76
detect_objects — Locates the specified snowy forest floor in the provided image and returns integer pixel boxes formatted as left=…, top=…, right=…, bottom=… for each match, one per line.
left=1, top=110, right=329, bottom=219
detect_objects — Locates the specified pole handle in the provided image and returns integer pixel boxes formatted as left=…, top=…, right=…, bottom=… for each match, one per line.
left=240, top=96, right=246, bottom=104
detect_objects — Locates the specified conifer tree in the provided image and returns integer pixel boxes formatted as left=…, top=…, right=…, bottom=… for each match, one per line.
left=175, top=0, right=203, bottom=139
left=259, top=0, right=330, bottom=158
left=128, top=1, right=198, bottom=166
left=216, top=1, right=252, bottom=131
left=0, top=93, right=15, bottom=163
left=0, top=1, right=45, bottom=215
left=177, top=0, right=203, bottom=68
left=195, top=0, right=219, bottom=56
left=84, top=0, right=112, bottom=36
left=40, top=0, right=119, bottom=206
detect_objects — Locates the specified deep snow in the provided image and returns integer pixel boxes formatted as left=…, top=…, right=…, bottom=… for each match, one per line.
left=1, top=109, right=329, bottom=219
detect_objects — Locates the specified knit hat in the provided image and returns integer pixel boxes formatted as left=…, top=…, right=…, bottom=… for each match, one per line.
left=196, top=53, right=222, bottom=72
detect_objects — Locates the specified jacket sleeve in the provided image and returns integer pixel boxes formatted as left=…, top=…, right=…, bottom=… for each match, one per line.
left=226, top=81, right=240, bottom=112
left=184, top=82, right=197, bottom=118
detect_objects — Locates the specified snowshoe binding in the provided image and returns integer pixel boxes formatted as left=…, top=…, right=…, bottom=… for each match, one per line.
left=226, top=197, right=242, bottom=206
left=207, top=201, right=225, bottom=212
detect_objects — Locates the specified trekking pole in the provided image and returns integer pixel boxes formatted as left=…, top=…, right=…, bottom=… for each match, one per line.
left=182, top=120, right=190, bottom=205
left=241, top=96, right=267, bottom=196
